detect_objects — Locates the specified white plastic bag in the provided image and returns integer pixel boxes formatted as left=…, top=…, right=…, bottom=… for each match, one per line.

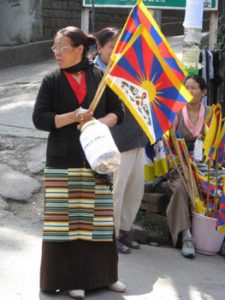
left=80, top=119, right=121, bottom=174
left=193, top=138, right=203, bottom=162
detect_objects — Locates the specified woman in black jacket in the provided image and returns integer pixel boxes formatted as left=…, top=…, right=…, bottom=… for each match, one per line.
left=33, top=26, right=125, bottom=299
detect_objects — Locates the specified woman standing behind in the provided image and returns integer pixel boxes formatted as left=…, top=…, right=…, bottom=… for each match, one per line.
left=94, top=27, right=148, bottom=255
left=167, top=75, right=210, bottom=259
left=94, top=27, right=120, bottom=69
left=32, top=26, right=125, bottom=299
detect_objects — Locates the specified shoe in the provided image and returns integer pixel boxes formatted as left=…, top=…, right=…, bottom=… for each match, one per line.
left=181, top=238, right=196, bottom=258
left=108, top=280, right=126, bottom=292
left=119, top=233, right=140, bottom=249
left=116, top=240, right=131, bottom=254
left=68, top=289, right=85, bottom=299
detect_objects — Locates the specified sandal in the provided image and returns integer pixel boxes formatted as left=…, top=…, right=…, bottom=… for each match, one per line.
left=119, top=233, right=140, bottom=250
left=116, top=240, right=131, bottom=254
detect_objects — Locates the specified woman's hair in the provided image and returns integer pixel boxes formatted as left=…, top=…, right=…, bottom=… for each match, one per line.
left=94, top=27, right=120, bottom=47
left=184, top=75, right=207, bottom=91
left=56, top=26, right=96, bottom=56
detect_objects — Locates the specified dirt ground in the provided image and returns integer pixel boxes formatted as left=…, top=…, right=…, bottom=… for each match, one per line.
left=0, top=134, right=45, bottom=234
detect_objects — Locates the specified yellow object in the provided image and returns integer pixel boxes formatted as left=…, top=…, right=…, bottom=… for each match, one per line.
left=144, top=164, right=155, bottom=183
left=194, top=197, right=206, bottom=215
left=203, top=103, right=222, bottom=160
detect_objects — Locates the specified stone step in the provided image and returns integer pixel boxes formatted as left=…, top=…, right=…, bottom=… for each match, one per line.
left=142, top=192, right=170, bottom=215
left=133, top=213, right=172, bottom=246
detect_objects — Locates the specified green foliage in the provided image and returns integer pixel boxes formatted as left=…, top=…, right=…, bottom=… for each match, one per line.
left=217, top=15, right=225, bottom=50
left=136, top=211, right=168, bottom=236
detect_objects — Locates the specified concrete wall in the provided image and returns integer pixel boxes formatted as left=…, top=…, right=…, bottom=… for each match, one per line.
left=0, top=0, right=42, bottom=46
left=0, top=0, right=213, bottom=45
left=30, top=0, right=43, bottom=41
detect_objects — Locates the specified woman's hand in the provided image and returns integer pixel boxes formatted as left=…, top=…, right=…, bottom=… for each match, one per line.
left=75, top=108, right=93, bottom=129
left=98, top=113, right=118, bottom=128
left=54, top=108, right=93, bottom=129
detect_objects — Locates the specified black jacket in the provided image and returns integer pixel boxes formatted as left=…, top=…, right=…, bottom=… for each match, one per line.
left=32, top=66, right=124, bottom=168
left=111, top=107, right=148, bottom=152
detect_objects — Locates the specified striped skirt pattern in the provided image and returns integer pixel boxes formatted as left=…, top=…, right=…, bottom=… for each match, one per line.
left=43, top=167, right=114, bottom=242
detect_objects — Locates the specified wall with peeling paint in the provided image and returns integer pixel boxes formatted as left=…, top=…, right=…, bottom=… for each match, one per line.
left=0, top=0, right=42, bottom=45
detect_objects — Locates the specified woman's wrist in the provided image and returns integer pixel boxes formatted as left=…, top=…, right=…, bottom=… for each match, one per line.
left=72, top=110, right=79, bottom=123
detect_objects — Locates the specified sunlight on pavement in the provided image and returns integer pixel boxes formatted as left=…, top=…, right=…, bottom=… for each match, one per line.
left=189, top=286, right=215, bottom=300
left=123, top=277, right=217, bottom=300
left=0, top=100, right=34, bottom=111
left=124, top=276, right=179, bottom=300
left=0, top=226, right=41, bottom=300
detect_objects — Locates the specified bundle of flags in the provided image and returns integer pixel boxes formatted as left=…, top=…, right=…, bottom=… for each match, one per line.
left=165, top=130, right=225, bottom=220
left=144, top=138, right=169, bottom=183
left=203, top=103, right=225, bottom=167
left=216, top=176, right=225, bottom=233
left=192, top=163, right=218, bottom=198
left=105, top=0, right=192, bottom=144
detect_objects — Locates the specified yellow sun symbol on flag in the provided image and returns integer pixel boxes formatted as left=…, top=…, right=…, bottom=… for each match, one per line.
left=140, top=79, right=157, bottom=103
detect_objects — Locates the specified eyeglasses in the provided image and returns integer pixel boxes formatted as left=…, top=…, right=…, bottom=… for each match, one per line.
left=51, top=45, right=72, bottom=53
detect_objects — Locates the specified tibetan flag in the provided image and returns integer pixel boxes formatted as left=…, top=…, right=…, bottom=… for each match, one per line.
left=216, top=176, right=225, bottom=233
left=144, top=138, right=169, bottom=182
left=166, top=127, right=185, bottom=162
left=203, top=103, right=222, bottom=160
left=162, top=130, right=177, bottom=170
left=208, top=107, right=222, bottom=161
left=144, top=142, right=155, bottom=183
left=111, top=0, right=187, bottom=81
left=176, top=138, right=187, bottom=163
left=193, top=168, right=217, bottom=197
left=217, top=121, right=225, bottom=167
left=163, top=130, right=177, bottom=157
left=204, top=104, right=215, bottom=129
left=153, top=139, right=169, bottom=177
left=105, top=26, right=192, bottom=144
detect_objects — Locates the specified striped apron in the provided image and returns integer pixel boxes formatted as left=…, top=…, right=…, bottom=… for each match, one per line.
left=43, top=167, right=114, bottom=242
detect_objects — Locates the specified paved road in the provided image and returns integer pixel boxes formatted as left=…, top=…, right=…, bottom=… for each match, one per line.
left=1, top=213, right=225, bottom=300
left=0, top=59, right=56, bottom=138
left=0, top=38, right=225, bottom=300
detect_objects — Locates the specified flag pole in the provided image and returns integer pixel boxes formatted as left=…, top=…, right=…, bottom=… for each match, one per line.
left=206, top=160, right=211, bottom=216
left=166, top=128, right=197, bottom=208
left=212, top=151, right=220, bottom=217
left=182, top=141, right=201, bottom=210
left=89, top=0, right=140, bottom=112
left=162, top=135, right=194, bottom=205
left=89, top=60, right=113, bottom=112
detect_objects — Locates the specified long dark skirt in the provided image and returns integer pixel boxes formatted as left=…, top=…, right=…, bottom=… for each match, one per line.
left=40, top=238, right=118, bottom=292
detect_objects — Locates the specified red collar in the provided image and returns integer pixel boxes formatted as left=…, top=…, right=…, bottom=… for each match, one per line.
left=64, top=71, right=86, bottom=104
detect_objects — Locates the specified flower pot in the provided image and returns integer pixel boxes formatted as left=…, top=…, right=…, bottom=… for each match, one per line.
left=192, top=212, right=225, bottom=255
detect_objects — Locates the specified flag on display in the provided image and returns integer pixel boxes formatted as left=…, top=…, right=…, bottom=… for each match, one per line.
left=216, top=176, right=225, bottom=233
left=217, top=121, right=225, bottom=167
left=153, top=139, right=169, bottom=177
left=111, top=0, right=187, bottom=81
left=144, top=142, right=155, bottom=183
left=105, top=25, right=192, bottom=144
left=203, top=103, right=222, bottom=161
left=193, top=167, right=217, bottom=197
